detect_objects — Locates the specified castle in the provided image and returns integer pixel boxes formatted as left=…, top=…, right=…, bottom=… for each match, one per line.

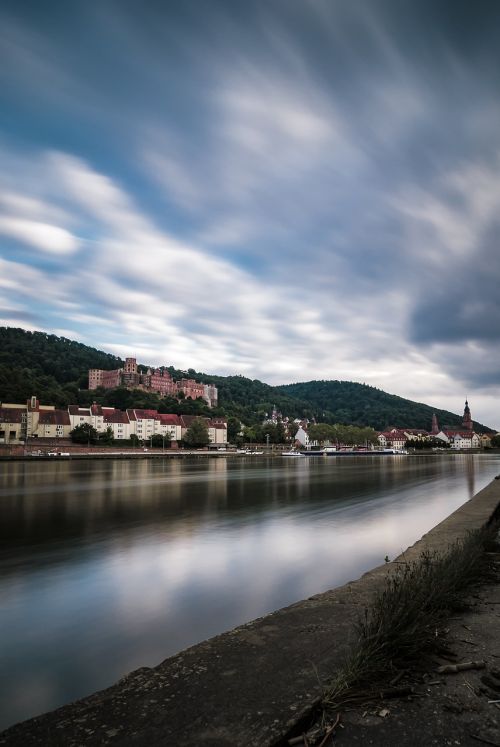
left=89, top=357, right=218, bottom=407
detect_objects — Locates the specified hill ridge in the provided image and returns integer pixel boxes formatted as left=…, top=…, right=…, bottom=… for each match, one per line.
left=0, top=327, right=492, bottom=432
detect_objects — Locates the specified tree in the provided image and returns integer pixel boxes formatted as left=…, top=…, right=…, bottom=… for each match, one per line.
left=491, top=434, right=500, bottom=448
left=227, top=416, right=241, bottom=443
left=99, top=426, right=115, bottom=445
left=129, top=434, right=140, bottom=446
left=70, top=422, right=99, bottom=444
left=307, top=423, right=335, bottom=445
left=242, top=425, right=257, bottom=443
left=184, top=418, right=210, bottom=447
left=151, top=432, right=171, bottom=448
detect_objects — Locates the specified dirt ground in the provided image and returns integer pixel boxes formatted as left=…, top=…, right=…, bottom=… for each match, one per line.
left=302, top=544, right=500, bottom=747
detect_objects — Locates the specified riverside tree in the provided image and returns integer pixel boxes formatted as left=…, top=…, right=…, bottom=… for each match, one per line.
left=184, top=418, right=210, bottom=447
left=151, top=433, right=171, bottom=448
left=70, top=422, right=99, bottom=444
left=99, top=426, right=115, bottom=445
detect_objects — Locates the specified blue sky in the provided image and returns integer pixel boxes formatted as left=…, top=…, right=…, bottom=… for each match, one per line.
left=1, top=0, right=499, bottom=427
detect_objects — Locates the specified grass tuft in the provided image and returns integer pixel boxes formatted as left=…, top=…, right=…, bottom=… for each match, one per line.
left=324, top=522, right=499, bottom=708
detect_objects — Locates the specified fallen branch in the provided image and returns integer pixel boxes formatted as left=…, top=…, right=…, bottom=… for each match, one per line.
left=436, top=660, right=485, bottom=674
left=469, top=733, right=500, bottom=747
left=389, top=670, right=405, bottom=686
left=317, top=712, right=341, bottom=747
left=379, top=686, right=413, bottom=699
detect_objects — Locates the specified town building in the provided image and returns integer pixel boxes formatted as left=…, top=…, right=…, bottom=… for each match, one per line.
left=0, top=395, right=227, bottom=448
left=1, top=397, right=72, bottom=443
left=377, top=429, right=407, bottom=450
left=294, top=426, right=310, bottom=448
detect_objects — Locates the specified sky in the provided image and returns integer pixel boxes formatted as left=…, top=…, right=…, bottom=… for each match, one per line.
left=0, top=0, right=499, bottom=428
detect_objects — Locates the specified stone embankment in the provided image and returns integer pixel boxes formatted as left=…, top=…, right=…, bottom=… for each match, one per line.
left=2, top=478, right=500, bottom=746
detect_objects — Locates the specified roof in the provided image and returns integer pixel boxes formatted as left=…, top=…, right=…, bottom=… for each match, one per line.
left=208, top=419, right=227, bottom=429
left=180, top=415, right=209, bottom=427
left=132, top=409, right=160, bottom=420
left=158, top=414, right=182, bottom=425
left=0, top=407, right=24, bottom=423
left=68, top=405, right=91, bottom=416
left=104, top=410, right=129, bottom=424
left=442, top=430, right=477, bottom=438
left=38, top=410, right=71, bottom=426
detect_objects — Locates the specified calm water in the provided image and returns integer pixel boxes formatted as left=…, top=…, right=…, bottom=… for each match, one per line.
left=1, top=453, right=499, bottom=730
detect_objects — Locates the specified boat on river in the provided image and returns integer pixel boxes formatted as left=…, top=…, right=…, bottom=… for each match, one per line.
left=282, top=451, right=305, bottom=457
left=322, top=447, right=408, bottom=456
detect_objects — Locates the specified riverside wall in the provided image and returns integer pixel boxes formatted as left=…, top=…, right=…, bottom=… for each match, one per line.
left=2, top=477, right=500, bottom=747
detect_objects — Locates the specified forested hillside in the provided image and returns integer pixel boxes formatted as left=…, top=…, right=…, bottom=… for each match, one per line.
left=0, top=327, right=491, bottom=431
left=278, top=380, right=488, bottom=432
left=0, top=327, right=123, bottom=406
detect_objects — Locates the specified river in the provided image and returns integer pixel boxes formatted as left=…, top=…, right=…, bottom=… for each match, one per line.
left=1, top=452, right=499, bottom=730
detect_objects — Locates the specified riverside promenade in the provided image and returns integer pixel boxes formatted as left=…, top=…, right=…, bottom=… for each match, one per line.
left=1, top=478, right=500, bottom=746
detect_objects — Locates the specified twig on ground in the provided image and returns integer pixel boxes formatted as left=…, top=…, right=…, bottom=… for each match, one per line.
left=469, top=734, right=500, bottom=747
left=379, top=686, right=413, bottom=699
left=436, top=661, right=485, bottom=674
left=317, top=713, right=341, bottom=747
left=389, top=670, right=405, bottom=686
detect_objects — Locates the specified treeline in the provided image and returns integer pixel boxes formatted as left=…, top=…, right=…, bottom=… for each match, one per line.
left=307, top=423, right=378, bottom=445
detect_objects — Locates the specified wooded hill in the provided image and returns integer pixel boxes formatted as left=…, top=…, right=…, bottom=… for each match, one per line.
left=0, top=327, right=491, bottom=432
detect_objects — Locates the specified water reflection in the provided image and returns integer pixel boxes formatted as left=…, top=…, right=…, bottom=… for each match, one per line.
left=0, top=454, right=499, bottom=730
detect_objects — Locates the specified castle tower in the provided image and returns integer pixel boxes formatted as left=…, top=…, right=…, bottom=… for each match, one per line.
left=431, top=413, right=439, bottom=435
left=124, top=357, right=137, bottom=374
left=462, top=399, right=473, bottom=431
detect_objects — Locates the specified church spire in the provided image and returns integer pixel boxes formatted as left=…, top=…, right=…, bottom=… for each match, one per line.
left=462, top=398, right=473, bottom=431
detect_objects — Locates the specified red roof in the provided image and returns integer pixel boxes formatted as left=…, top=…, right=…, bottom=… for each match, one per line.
left=180, top=415, right=208, bottom=428
left=104, top=410, right=129, bottom=424
left=208, top=419, right=227, bottom=429
left=158, top=414, right=181, bottom=425
left=39, top=410, right=71, bottom=426
left=0, top=407, right=24, bottom=423
left=132, top=409, right=160, bottom=420
left=69, top=405, right=91, bottom=416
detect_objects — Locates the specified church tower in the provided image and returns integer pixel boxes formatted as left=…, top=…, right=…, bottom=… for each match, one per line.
left=431, top=413, right=439, bottom=435
left=462, top=399, right=473, bottom=431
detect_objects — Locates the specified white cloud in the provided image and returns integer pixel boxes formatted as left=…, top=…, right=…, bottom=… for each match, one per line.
left=0, top=216, right=78, bottom=254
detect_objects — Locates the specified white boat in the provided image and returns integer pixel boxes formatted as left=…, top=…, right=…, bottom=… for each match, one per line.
left=282, top=451, right=305, bottom=457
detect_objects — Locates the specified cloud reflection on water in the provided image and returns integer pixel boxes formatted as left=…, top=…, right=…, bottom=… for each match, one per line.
left=0, top=454, right=495, bottom=729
